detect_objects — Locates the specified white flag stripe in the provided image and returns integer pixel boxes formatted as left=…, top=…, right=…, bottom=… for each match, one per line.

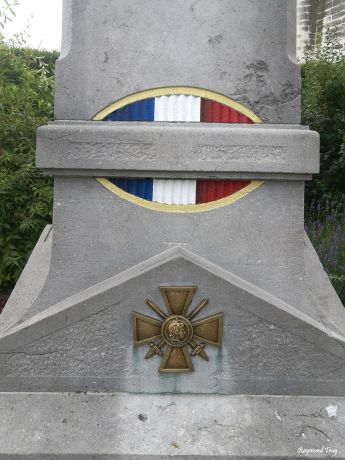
left=154, top=95, right=201, bottom=122
left=153, top=180, right=196, bottom=204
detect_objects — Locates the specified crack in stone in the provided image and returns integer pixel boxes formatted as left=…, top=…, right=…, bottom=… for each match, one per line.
left=296, top=411, right=323, bottom=418
left=1, top=350, right=60, bottom=357
left=299, top=425, right=330, bottom=441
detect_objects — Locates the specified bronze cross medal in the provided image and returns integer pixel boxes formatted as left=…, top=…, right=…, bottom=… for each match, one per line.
left=132, top=286, right=223, bottom=373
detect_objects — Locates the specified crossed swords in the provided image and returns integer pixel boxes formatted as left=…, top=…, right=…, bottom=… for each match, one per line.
left=144, top=298, right=209, bottom=361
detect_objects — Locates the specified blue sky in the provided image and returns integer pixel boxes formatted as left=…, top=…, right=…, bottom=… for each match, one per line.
left=3, top=0, right=62, bottom=50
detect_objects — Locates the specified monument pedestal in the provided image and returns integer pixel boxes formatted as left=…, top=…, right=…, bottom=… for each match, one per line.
left=1, top=1, right=344, bottom=457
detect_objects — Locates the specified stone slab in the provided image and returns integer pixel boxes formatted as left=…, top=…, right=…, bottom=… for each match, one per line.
left=0, top=226, right=52, bottom=333
left=0, top=392, right=344, bottom=459
left=55, top=0, right=300, bottom=124
left=303, top=234, right=345, bottom=334
left=36, top=122, right=320, bottom=177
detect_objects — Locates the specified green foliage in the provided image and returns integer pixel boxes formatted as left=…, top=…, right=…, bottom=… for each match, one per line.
left=0, top=1, right=19, bottom=33
left=305, top=199, right=345, bottom=305
left=302, top=30, right=345, bottom=202
left=302, top=30, right=345, bottom=304
left=0, top=43, right=58, bottom=293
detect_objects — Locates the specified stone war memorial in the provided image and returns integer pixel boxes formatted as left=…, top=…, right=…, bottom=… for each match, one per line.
left=1, top=0, right=345, bottom=458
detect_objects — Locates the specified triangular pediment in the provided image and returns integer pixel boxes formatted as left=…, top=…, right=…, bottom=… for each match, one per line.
left=0, top=245, right=345, bottom=361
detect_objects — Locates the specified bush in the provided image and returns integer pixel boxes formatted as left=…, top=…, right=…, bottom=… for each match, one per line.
left=0, top=44, right=58, bottom=294
left=302, top=31, right=345, bottom=203
left=302, top=30, right=345, bottom=304
left=305, top=199, right=345, bottom=305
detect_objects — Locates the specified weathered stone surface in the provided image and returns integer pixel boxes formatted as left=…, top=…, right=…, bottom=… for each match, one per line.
left=55, top=0, right=300, bottom=123
left=0, top=392, right=344, bottom=459
left=303, top=235, right=345, bottom=335
left=1, top=245, right=345, bottom=395
left=0, top=226, right=52, bottom=333
left=23, top=178, right=305, bottom=315
left=36, top=122, right=320, bottom=177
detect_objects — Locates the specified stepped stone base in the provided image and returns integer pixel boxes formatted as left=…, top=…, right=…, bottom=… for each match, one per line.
left=0, top=392, right=344, bottom=459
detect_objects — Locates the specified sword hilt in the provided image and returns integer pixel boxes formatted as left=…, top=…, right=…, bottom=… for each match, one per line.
left=190, top=341, right=208, bottom=361
left=191, top=342, right=205, bottom=356
left=145, top=341, right=164, bottom=359
left=150, top=342, right=163, bottom=355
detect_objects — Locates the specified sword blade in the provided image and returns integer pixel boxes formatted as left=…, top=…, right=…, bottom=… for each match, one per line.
left=188, top=298, right=209, bottom=321
left=146, top=299, right=167, bottom=320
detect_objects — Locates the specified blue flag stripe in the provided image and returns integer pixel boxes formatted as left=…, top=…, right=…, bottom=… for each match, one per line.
left=103, top=98, right=155, bottom=121
left=109, top=178, right=153, bottom=200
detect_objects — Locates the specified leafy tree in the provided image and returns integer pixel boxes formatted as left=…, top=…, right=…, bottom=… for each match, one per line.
left=0, top=1, right=58, bottom=294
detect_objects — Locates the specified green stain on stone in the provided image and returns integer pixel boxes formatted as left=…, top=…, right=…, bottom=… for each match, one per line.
left=216, top=348, right=223, bottom=371
left=132, top=347, right=139, bottom=375
left=173, top=374, right=178, bottom=393
left=215, top=348, right=224, bottom=393
left=158, top=369, right=182, bottom=394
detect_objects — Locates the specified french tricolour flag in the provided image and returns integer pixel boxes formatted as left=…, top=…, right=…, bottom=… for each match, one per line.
left=104, top=95, right=252, bottom=205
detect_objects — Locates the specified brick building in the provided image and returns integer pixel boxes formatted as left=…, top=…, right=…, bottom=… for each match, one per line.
left=297, top=0, right=345, bottom=58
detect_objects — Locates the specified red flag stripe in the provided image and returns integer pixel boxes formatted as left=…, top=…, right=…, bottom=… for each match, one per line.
left=196, top=180, right=251, bottom=204
left=200, top=99, right=253, bottom=123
